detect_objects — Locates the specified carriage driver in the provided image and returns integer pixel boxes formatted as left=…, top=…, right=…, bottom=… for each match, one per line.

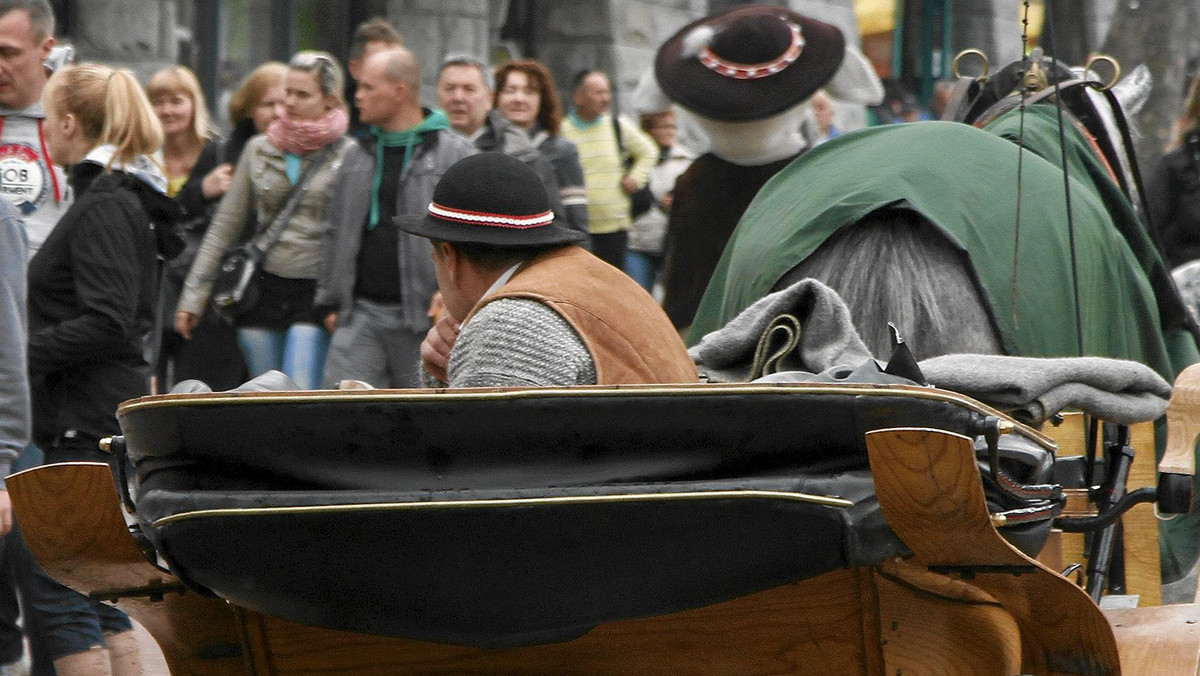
left=408, top=151, right=698, bottom=388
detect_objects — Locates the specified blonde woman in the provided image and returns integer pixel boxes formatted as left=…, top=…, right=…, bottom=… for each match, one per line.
left=176, top=51, right=353, bottom=388
left=30, top=61, right=175, bottom=675
left=225, top=60, right=287, bottom=165
left=147, top=66, right=226, bottom=198
left=148, top=65, right=247, bottom=390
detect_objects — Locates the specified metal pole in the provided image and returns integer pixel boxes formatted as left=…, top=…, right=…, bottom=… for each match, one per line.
left=270, top=0, right=295, bottom=62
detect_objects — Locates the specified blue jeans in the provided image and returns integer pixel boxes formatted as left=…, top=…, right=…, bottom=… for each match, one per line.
left=237, top=323, right=330, bottom=389
left=624, top=250, right=659, bottom=291
left=31, top=436, right=133, bottom=661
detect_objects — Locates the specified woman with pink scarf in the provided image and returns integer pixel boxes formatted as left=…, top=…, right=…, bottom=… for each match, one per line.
left=175, top=51, right=353, bottom=388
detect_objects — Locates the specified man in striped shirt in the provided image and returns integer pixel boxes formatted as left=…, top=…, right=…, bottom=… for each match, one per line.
left=561, top=70, right=657, bottom=270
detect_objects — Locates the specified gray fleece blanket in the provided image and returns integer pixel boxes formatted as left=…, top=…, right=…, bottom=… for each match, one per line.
left=688, top=279, right=873, bottom=383
left=690, top=279, right=1173, bottom=425
left=919, top=354, right=1171, bottom=425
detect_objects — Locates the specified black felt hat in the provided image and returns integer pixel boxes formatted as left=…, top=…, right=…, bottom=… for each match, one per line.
left=655, top=5, right=845, bottom=122
left=398, top=152, right=585, bottom=247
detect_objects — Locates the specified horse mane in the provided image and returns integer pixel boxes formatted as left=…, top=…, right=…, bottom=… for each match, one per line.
left=774, top=209, right=1004, bottom=361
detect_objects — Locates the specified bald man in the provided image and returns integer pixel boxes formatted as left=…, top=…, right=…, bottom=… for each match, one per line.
left=317, top=47, right=477, bottom=388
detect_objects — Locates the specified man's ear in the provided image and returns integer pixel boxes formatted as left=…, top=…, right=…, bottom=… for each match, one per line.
left=38, top=35, right=54, bottom=63
left=439, top=241, right=464, bottom=283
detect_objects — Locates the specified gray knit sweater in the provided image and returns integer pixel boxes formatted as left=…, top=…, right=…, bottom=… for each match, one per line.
left=448, top=298, right=596, bottom=387
left=0, top=200, right=28, bottom=486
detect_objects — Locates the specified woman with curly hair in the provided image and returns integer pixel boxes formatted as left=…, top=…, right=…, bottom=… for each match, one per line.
left=494, top=59, right=588, bottom=239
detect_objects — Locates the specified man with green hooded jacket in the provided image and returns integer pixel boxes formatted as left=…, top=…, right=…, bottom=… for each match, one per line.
left=317, top=46, right=476, bottom=388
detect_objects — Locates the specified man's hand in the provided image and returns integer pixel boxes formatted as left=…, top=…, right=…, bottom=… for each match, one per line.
left=200, top=163, right=234, bottom=199
left=175, top=311, right=199, bottom=339
left=427, top=291, right=445, bottom=322
left=420, top=314, right=460, bottom=383
left=620, top=174, right=639, bottom=195
left=324, top=312, right=338, bottom=334
left=0, top=491, right=13, bottom=537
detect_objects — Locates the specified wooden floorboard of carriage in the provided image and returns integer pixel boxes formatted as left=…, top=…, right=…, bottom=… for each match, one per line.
left=235, top=564, right=1041, bottom=676
left=1039, top=413, right=1162, bottom=606
left=874, top=560, right=1022, bottom=675
left=866, top=427, right=1123, bottom=675
left=7, top=463, right=248, bottom=675
left=239, top=569, right=877, bottom=675
left=1106, top=603, right=1200, bottom=675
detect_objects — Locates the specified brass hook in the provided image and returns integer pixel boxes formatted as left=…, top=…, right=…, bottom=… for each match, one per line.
left=1022, top=60, right=1048, bottom=93
left=1083, top=54, right=1121, bottom=91
left=952, top=49, right=990, bottom=82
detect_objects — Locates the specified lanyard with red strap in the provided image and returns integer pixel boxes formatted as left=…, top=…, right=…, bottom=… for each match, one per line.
left=0, top=115, right=63, bottom=203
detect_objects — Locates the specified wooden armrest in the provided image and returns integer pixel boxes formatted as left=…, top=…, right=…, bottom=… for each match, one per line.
left=866, top=427, right=1120, bottom=674
left=1162, top=363, right=1200, bottom=476
left=8, top=463, right=173, bottom=595
left=8, top=463, right=245, bottom=675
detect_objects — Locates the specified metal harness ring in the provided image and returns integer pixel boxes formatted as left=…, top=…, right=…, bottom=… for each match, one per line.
left=952, top=49, right=990, bottom=81
left=1083, top=54, right=1121, bottom=91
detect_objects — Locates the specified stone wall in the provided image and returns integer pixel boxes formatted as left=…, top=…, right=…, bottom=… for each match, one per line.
left=69, top=0, right=178, bottom=81
left=388, top=0, right=494, bottom=106
left=952, top=0, right=1023, bottom=71
left=792, top=0, right=860, bottom=47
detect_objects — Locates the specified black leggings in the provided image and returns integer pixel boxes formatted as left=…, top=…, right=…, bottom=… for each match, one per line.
left=590, top=230, right=628, bottom=270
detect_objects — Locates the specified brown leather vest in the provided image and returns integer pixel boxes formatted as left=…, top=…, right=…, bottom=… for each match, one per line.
left=469, top=246, right=699, bottom=384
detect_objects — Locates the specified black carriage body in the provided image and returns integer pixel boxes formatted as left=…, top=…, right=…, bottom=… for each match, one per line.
left=116, top=383, right=1053, bottom=647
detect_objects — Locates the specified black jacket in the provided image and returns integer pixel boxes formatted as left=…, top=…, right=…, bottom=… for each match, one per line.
left=1147, top=132, right=1200, bottom=269
left=165, top=139, right=224, bottom=288
left=27, top=162, right=179, bottom=447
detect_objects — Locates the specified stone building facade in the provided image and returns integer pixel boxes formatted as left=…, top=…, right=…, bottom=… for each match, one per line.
left=59, top=1, right=1117, bottom=124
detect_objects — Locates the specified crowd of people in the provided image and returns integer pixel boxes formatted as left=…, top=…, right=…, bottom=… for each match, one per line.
left=0, top=1, right=720, bottom=669
left=20, top=0, right=1200, bottom=670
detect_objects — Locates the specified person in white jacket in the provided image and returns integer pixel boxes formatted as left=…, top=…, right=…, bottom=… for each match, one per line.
left=0, top=0, right=71, bottom=259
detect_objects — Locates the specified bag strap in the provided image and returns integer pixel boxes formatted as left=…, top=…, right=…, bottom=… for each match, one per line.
left=612, top=114, right=632, bottom=169
left=251, top=139, right=343, bottom=255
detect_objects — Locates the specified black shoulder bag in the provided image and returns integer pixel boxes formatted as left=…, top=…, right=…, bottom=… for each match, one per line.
left=613, top=114, right=654, bottom=219
left=210, top=143, right=338, bottom=322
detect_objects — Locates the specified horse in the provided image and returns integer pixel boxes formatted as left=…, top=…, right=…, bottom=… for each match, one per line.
left=687, top=57, right=1200, bottom=582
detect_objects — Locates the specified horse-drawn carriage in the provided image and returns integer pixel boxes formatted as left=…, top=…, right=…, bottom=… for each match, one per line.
left=15, top=47, right=1200, bottom=674
left=10, top=370, right=1200, bottom=675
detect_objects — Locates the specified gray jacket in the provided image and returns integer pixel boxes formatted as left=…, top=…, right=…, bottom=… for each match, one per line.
left=316, top=128, right=476, bottom=331
left=0, top=200, right=27, bottom=486
left=474, top=110, right=585, bottom=238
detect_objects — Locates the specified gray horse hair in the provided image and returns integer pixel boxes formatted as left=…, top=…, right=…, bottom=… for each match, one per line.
left=775, top=209, right=1004, bottom=361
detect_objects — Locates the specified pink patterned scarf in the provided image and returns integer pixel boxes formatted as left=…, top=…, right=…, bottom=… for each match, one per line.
left=266, top=107, right=349, bottom=155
